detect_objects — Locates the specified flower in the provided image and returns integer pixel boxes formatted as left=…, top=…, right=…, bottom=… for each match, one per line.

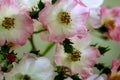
left=5, top=53, right=55, bottom=80
left=100, top=7, right=120, bottom=41
left=54, top=35, right=100, bottom=79
left=107, top=59, right=120, bottom=80
left=0, top=0, right=33, bottom=46
left=38, top=0, right=89, bottom=42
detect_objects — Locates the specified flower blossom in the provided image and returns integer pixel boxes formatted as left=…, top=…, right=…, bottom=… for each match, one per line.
left=107, top=59, right=120, bottom=80
left=0, top=0, right=33, bottom=46
left=100, top=7, right=120, bottom=41
left=5, top=53, right=55, bottom=80
left=54, top=35, right=100, bottom=79
left=38, top=0, right=89, bottom=42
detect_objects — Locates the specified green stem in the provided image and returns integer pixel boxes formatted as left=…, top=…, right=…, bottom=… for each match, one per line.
left=42, top=43, right=55, bottom=56
left=29, top=35, right=37, bottom=52
left=33, top=29, right=47, bottom=34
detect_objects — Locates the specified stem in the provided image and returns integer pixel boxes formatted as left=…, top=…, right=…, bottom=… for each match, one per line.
left=42, top=43, right=55, bottom=56
left=29, top=35, right=37, bottom=51
left=33, top=29, right=47, bottom=34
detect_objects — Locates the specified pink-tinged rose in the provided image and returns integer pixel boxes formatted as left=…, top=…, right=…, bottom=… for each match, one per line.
left=100, top=7, right=120, bottom=41
left=5, top=53, right=55, bottom=80
left=38, top=0, right=89, bottom=42
left=0, top=0, right=34, bottom=46
left=54, top=35, right=100, bottom=79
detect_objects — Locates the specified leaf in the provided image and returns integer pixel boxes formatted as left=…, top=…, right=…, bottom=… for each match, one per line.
left=29, top=11, right=39, bottom=19
left=52, top=0, right=57, bottom=4
left=71, top=74, right=82, bottom=80
left=38, top=0, right=45, bottom=10
left=64, top=44, right=73, bottom=53
left=96, top=25, right=108, bottom=33
left=95, top=63, right=105, bottom=70
left=98, top=46, right=110, bottom=55
left=63, top=38, right=74, bottom=53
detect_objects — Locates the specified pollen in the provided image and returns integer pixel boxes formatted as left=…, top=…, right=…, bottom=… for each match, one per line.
left=69, top=50, right=81, bottom=62
left=58, top=12, right=72, bottom=25
left=2, top=17, right=15, bottom=30
left=105, top=20, right=115, bottom=29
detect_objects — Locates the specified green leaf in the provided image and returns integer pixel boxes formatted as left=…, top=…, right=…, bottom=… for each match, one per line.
left=63, top=38, right=73, bottom=44
left=63, top=38, right=74, bottom=53
left=95, top=63, right=105, bottom=70
left=71, top=74, right=82, bottom=80
left=54, top=74, right=65, bottom=80
left=98, top=46, right=110, bottom=55
left=38, top=0, right=45, bottom=10
left=96, top=25, right=108, bottom=33
left=102, top=67, right=111, bottom=74
left=64, top=44, right=73, bottom=53
left=29, top=11, right=39, bottom=19
left=52, top=0, right=57, bottom=4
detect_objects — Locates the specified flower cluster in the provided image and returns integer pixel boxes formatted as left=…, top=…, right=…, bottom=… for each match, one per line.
left=0, top=0, right=120, bottom=80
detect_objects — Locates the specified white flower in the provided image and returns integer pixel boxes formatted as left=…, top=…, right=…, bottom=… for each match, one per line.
left=5, top=53, right=55, bottom=80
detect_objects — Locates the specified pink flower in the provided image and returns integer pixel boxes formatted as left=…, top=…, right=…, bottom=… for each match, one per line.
left=107, top=59, right=120, bottom=80
left=0, top=0, right=33, bottom=46
left=100, top=7, right=120, bottom=41
left=5, top=53, right=55, bottom=80
left=38, top=0, right=89, bottom=42
left=54, top=35, right=100, bottom=79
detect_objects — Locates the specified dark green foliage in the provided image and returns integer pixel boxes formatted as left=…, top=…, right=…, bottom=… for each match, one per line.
left=98, top=46, right=110, bottom=55
left=96, top=25, right=108, bottom=33
left=102, top=67, right=111, bottom=74
left=63, top=38, right=74, bottom=53
left=52, top=0, right=57, bottom=4
left=29, top=11, right=39, bottom=19
left=95, top=63, right=105, bottom=70
left=71, top=74, right=82, bottom=80
left=38, top=0, right=45, bottom=10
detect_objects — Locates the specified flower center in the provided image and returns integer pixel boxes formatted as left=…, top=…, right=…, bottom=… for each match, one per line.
left=58, top=12, right=71, bottom=25
left=2, top=17, right=15, bottom=29
left=69, top=50, right=81, bottom=62
left=105, top=20, right=115, bottom=29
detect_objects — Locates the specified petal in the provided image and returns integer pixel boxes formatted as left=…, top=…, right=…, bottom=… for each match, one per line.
left=81, top=0, right=104, bottom=8
left=86, top=74, right=104, bottom=80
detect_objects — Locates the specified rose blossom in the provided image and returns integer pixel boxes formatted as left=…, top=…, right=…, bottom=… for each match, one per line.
left=54, top=35, right=100, bottom=79
left=5, top=53, right=55, bottom=80
left=100, top=7, right=120, bottom=41
left=0, top=0, right=33, bottom=46
left=38, top=0, right=89, bottom=42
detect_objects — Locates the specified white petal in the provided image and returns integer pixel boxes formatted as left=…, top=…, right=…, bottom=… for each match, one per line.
left=86, top=74, right=104, bottom=80
left=82, top=0, right=104, bottom=8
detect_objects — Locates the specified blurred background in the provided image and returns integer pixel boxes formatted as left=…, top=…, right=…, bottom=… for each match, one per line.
left=15, top=0, right=120, bottom=72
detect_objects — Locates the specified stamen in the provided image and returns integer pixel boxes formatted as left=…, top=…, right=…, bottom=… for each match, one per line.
left=2, top=17, right=15, bottom=30
left=69, top=50, right=81, bottom=62
left=58, top=12, right=72, bottom=25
